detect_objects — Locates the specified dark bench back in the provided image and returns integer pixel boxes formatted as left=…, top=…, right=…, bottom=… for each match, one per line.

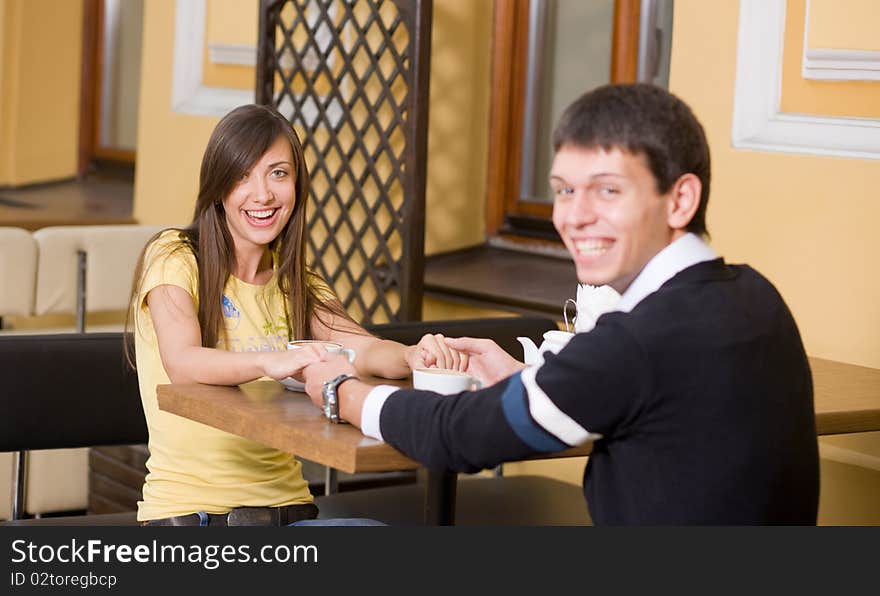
left=0, top=318, right=555, bottom=453
left=366, top=316, right=557, bottom=361
left=0, top=333, right=147, bottom=452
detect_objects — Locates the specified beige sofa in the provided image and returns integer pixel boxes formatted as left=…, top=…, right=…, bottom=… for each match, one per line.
left=0, top=224, right=166, bottom=520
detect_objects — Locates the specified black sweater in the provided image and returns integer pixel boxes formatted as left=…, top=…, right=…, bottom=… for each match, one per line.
left=380, top=259, right=819, bottom=525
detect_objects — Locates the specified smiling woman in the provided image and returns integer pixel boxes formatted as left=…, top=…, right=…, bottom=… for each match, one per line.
left=123, top=104, right=469, bottom=526
left=221, top=135, right=297, bottom=284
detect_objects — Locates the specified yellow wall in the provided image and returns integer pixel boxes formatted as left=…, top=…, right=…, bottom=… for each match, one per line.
left=670, top=0, right=880, bottom=526
left=807, top=0, right=879, bottom=50
left=134, top=0, right=490, bottom=256
left=134, top=0, right=214, bottom=226
left=0, top=0, right=82, bottom=186
left=202, top=0, right=257, bottom=90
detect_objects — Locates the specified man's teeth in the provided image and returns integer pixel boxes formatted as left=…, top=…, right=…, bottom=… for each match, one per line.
left=245, top=209, right=276, bottom=219
left=574, top=240, right=610, bottom=255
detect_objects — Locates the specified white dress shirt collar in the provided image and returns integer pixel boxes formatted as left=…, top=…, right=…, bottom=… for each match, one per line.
left=615, top=233, right=718, bottom=313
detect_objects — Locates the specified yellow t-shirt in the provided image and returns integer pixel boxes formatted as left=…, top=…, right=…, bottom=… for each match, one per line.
left=135, top=230, right=328, bottom=521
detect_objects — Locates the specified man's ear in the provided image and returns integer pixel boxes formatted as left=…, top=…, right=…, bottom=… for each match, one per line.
left=666, top=173, right=701, bottom=231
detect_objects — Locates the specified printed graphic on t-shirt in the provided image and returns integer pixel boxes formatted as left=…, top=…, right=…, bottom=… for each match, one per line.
left=222, top=295, right=241, bottom=331
left=223, top=335, right=289, bottom=352
left=262, top=319, right=288, bottom=337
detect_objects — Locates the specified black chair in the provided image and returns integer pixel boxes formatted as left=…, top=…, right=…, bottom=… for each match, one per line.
left=0, top=333, right=146, bottom=526
left=366, top=315, right=558, bottom=360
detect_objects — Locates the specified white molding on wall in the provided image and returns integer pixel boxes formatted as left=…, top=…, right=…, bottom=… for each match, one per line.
left=171, top=0, right=253, bottom=116
left=801, top=0, right=880, bottom=82
left=803, top=49, right=880, bottom=82
left=208, top=43, right=257, bottom=66
left=732, top=0, right=880, bottom=160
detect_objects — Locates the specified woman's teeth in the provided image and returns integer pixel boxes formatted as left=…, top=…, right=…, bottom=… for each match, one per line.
left=245, top=209, right=276, bottom=219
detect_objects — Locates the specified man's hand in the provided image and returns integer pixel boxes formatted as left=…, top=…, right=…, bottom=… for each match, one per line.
left=405, top=333, right=469, bottom=371
left=443, top=337, right=526, bottom=385
left=302, top=353, right=358, bottom=409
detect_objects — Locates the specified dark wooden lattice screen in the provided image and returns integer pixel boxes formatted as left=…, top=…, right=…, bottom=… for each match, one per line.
left=256, top=0, right=432, bottom=324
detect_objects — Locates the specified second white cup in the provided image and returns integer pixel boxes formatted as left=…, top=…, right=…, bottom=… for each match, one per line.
left=412, top=368, right=481, bottom=395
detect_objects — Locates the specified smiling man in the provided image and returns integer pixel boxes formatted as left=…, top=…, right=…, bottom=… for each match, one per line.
left=302, top=84, right=820, bottom=525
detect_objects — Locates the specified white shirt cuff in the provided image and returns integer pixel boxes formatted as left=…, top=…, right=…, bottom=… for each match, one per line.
left=360, top=384, right=400, bottom=442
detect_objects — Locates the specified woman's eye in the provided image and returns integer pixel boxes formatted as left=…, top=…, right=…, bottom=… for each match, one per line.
left=271, top=169, right=288, bottom=178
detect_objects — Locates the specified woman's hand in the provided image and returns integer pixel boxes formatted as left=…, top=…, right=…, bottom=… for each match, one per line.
left=405, top=333, right=469, bottom=372
left=260, top=344, right=324, bottom=381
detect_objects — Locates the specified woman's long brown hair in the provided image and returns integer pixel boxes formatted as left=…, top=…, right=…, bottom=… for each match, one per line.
left=125, top=104, right=348, bottom=368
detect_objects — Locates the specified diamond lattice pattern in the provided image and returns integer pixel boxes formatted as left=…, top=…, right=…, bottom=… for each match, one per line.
left=264, top=0, right=420, bottom=325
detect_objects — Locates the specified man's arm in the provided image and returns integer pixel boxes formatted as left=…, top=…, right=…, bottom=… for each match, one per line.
left=301, top=355, right=392, bottom=434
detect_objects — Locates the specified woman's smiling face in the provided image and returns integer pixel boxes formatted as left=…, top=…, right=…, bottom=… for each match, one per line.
left=222, top=135, right=296, bottom=254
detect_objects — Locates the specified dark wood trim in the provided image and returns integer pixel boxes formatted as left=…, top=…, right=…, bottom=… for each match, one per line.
left=611, top=0, right=641, bottom=83
left=93, top=148, right=136, bottom=163
left=78, top=0, right=100, bottom=177
left=401, top=0, right=433, bottom=322
left=485, top=0, right=641, bottom=241
left=485, top=0, right=529, bottom=236
left=79, top=0, right=137, bottom=172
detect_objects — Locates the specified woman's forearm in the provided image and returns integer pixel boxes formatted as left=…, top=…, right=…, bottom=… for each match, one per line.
left=350, top=338, right=413, bottom=380
left=160, top=346, right=270, bottom=385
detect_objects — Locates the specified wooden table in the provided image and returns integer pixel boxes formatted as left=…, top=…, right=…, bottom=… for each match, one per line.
left=809, top=357, right=880, bottom=435
left=157, top=377, right=590, bottom=524
left=157, top=356, right=880, bottom=523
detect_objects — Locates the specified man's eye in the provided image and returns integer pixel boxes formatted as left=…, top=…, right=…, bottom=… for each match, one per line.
left=594, top=185, right=620, bottom=199
left=553, top=186, right=574, bottom=196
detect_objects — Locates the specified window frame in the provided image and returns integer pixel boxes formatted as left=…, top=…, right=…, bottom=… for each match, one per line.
left=485, top=0, right=642, bottom=243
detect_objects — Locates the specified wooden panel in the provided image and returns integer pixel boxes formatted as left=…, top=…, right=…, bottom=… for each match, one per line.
left=610, top=0, right=640, bottom=83
left=486, top=0, right=529, bottom=235
left=87, top=445, right=149, bottom=514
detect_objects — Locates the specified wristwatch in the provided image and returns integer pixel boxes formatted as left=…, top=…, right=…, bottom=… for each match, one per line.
left=321, top=374, right=358, bottom=424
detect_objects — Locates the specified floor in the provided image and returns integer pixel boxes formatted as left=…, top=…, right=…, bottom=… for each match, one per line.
left=0, top=168, right=135, bottom=231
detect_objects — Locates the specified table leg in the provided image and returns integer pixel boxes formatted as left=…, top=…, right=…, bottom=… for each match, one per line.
left=424, top=468, right=457, bottom=525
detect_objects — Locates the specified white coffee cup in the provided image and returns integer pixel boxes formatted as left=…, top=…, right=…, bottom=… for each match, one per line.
left=412, top=368, right=481, bottom=395
left=287, top=340, right=356, bottom=363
